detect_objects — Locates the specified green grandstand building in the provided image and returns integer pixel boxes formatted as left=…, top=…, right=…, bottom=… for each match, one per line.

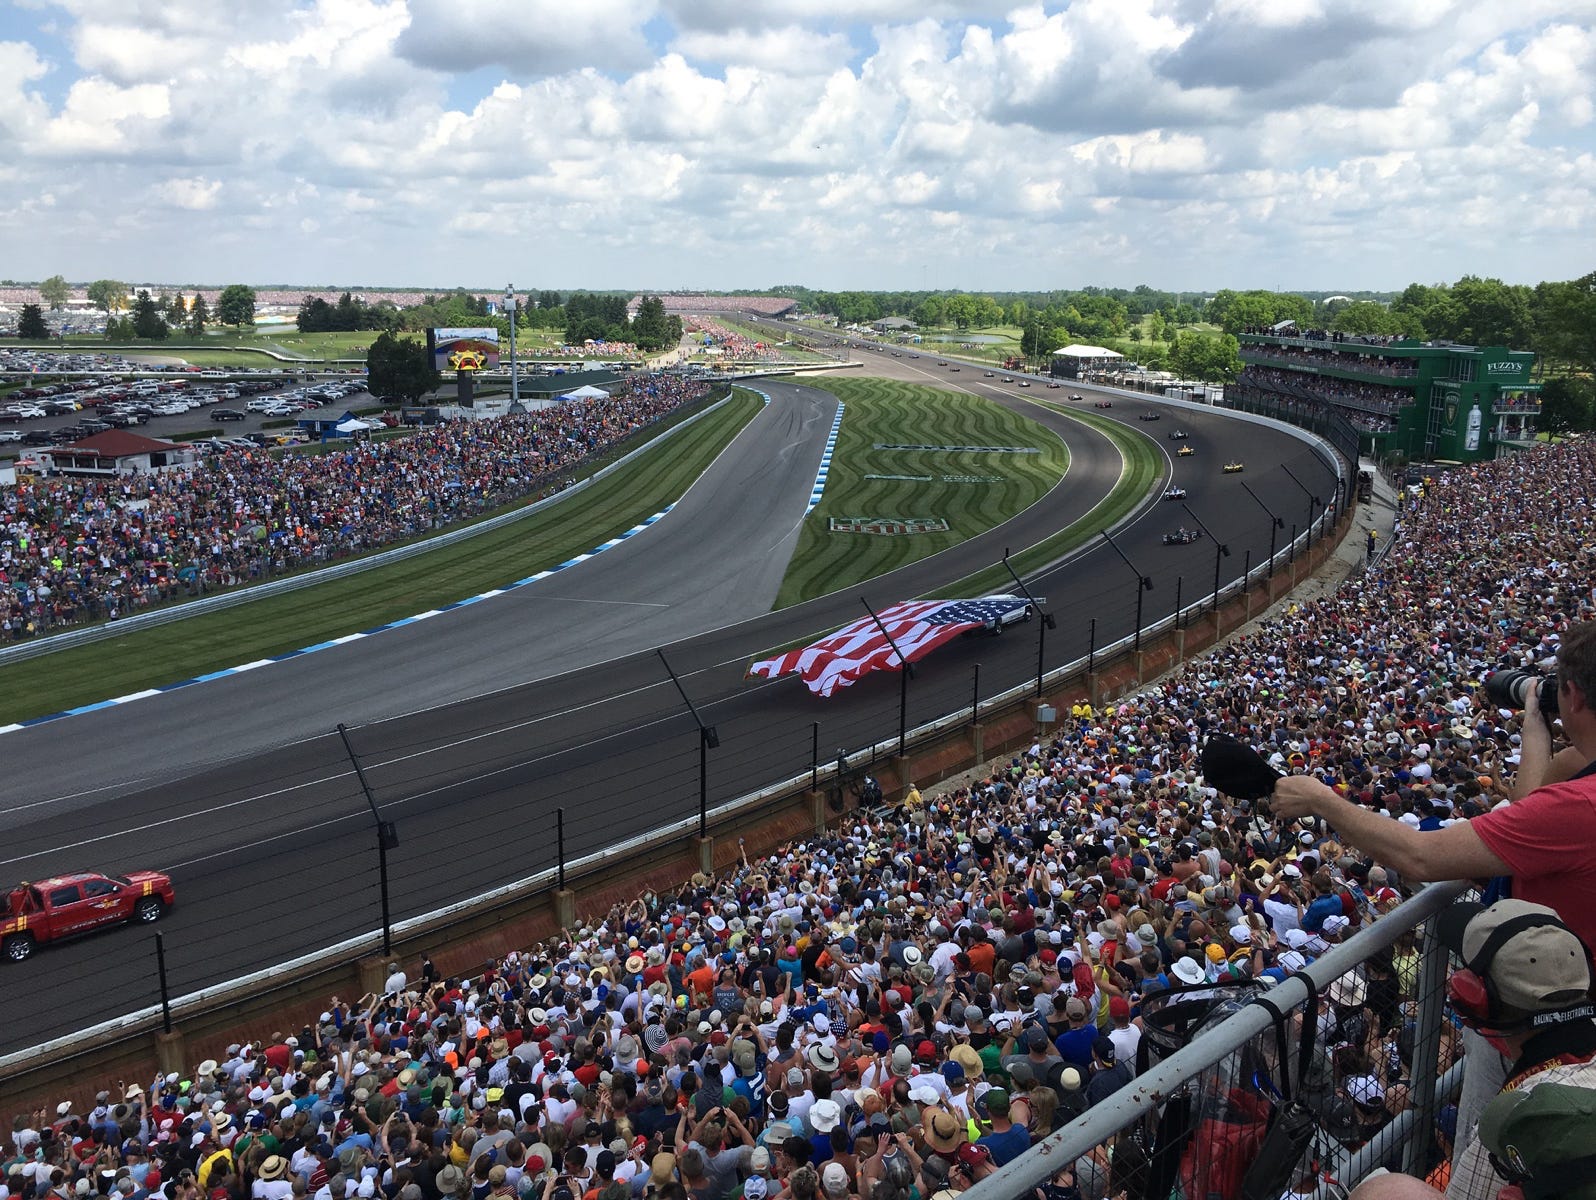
left=1231, top=331, right=1539, bottom=463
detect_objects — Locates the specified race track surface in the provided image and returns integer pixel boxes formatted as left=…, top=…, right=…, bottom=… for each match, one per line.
left=0, top=363, right=1339, bottom=1050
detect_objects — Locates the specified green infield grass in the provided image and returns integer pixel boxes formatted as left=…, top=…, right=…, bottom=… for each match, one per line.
left=936, top=402, right=1162, bottom=599
left=773, top=378, right=1070, bottom=609
left=0, top=391, right=761, bottom=723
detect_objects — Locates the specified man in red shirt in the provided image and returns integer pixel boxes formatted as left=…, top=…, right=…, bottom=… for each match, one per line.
left=1272, top=621, right=1596, bottom=950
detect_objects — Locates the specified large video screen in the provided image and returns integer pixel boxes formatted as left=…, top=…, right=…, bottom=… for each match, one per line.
left=428, top=327, right=500, bottom=372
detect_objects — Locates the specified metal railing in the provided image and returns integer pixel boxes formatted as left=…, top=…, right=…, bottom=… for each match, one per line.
left=964, top=880, right=1469, bottom=1200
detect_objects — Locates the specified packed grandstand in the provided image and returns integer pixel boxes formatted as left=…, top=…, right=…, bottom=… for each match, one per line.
left=0, top=375, right=710, bottom=638
left=9, top=434, right=1593, bottom=1199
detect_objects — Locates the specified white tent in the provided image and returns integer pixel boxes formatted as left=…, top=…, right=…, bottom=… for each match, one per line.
left=1053, top=344, right=1125, bottom=360
left=559, top=384, right=610, bottom=400
left=334, top=417, right=380, bottom=434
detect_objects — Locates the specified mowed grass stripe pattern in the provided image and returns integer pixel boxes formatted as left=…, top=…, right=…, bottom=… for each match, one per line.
left=0, top=392, right=764, bottom=725
left=773, top=378, right=1068, bottom=610
left=939, top=403, right=1162, bottom=600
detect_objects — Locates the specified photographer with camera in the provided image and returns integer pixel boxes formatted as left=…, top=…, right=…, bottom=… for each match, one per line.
left=1271, top=621, right=1596, bottom=950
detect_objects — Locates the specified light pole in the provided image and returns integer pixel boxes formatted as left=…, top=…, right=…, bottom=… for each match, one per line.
left=1180, top=501, right=1231, bottom=618
left=1280, top=463, right=1322, bottom=545
left=861, top=597, right=914, bottom=757
left=504, top=284, right=518, bottom=407
left=1099, top=531, right=1154, bottom=654
left=1002, top=548, right=1056, bottom=697
left=1240, top=481, right=1285, bottom=578
left=657, top=649, right=719, bottom=839
left=337, top=723, right=398, bottom=956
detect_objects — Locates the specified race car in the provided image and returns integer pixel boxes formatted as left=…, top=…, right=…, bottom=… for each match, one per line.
left=1070, top=393, right=1084, bottom=400
left=1138, top=411, right=1161, bottom=421
left=1168, top=430, right=1189, bottom=440
left=1177, top=445, right=1195, bottom=457
left=1094, top=400, right=1113, bottom=409
left=1222, top=462, right=1245, bottom=474
left=1163, top=528, right=1203, bottom=545
left=4, top=870, right=174, bottom=961
left=1162, top=487, right=1187, bottom=501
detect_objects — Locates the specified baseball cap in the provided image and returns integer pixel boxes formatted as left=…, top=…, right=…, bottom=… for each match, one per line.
left=1108, top=996, right=1130, bottom=1020
left=748, top=1147, right=771, bottom=1173
left=1064, top=997, right=1087, bottom=1020
left=821, top=1163, right=849, bottom=1197
left=1437, top=900, right=1593, bottom=1018
left=1477, top=1083, right=1596, bottom=1200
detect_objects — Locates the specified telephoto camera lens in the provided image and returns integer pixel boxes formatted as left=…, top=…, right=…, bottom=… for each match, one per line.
left=1483, top=669, right=1559, bottom=715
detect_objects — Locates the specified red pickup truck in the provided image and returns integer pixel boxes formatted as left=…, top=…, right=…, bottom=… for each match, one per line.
left=3, top=871, right=175, bottom=962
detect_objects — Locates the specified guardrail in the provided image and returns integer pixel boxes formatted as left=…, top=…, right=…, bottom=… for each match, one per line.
left=0, top=392, right=734, bottom=668
left=961, top=880, right=1469, bottom=1199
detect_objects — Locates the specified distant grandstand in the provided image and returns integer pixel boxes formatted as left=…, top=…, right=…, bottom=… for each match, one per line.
left=629, top=293, right=798, bottom=317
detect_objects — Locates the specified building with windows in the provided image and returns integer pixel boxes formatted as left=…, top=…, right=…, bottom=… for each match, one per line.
left=1229, top=330, right=1538, bottom=462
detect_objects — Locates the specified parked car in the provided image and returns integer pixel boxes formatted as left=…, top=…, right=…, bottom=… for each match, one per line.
left=211, top=408, right=246, bottom=421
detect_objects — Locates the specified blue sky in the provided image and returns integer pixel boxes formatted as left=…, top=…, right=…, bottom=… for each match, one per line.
left=1, top=0, right=1592, bottom=292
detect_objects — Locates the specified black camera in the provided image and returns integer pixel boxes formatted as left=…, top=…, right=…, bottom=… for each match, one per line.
left=1484, top=669, right=1559, bottom=716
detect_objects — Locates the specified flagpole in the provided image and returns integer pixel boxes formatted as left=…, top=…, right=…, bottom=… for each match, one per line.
left=860, top=597, right=913, bottom=758
left=657, top=649, right=719, bottom=840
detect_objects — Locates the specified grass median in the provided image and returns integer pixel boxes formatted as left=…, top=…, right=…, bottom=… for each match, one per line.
left=0, top=391, right=763, bottom=723
left=773, top=378, right=1070, bottom=609
left=939, top=402, right=1163, bottom=598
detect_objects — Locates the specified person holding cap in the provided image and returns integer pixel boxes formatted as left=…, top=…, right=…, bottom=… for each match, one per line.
left=1348, top=899, right=1596, bottom=1200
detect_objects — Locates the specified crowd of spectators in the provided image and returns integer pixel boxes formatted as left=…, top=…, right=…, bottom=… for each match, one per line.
left=684, top=320, right=780, bottom=364
left=641, top=297, right=797, bottom=318
left=1239, top=327, right=1406, bottom=349
left=7, top=435, right=1593, bottom=1198
left=1234, top=368, right=1406, bottom=433
left=0, top=375, right=710, bottom=638
left=1240, top=342, right=1419, bottom=380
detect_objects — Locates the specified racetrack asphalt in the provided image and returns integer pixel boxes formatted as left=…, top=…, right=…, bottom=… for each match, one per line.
left=0, top=361, right=1340, bottom=1050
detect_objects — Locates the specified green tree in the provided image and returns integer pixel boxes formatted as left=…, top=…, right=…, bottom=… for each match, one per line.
left=131, top=289, right=170, bottom=340
left=168, top=292, right=187, bottom=324
left=366, top=332, right=439, bottom=403
left=216, top=284, right=257, bottom=327
left=913, top=297, right=946, bottom=328
left=1329, top=301, right=1402, bottom=337
left=86, top=279, right=129, bottom=313
left=1538, top=377, right=1594, bottom=435
left=187, top=293, right=210, bottom=336
left=38, top=275, right=69, bottom=310
left=17, top=304, right=49, bottom=340
left=1450, top=275, right=1533, bottom=348
left=944, top=294, right=977, bottom=330
left=1532, top=273, right=1596, bottom=374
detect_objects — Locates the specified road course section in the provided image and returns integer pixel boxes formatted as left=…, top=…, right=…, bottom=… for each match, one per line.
left=0, top=369, right=1338, bottom=1052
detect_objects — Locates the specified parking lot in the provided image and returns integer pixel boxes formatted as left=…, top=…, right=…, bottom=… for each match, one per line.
left=1, top=355, right=380, bottom=453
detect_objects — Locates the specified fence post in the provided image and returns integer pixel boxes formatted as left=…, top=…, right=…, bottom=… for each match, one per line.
left=557, top=807, right=566, bottom=893
left=1403, top=914, right=1453, bottom=1178
left=155, top=932, right=173, bottom=1034
left=970, top=663, right=980, bottom=727
left=810, top=722, right=820, bottom=793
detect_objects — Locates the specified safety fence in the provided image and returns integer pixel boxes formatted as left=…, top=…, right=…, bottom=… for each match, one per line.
left=962, top=880, right=1471, bottom=1200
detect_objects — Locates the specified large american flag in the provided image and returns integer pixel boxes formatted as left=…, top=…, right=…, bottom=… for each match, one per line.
left=748, top=597, right=1026, bottom=697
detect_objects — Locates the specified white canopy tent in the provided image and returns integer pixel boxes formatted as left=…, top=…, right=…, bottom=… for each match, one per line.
left=1053, top=344, right=1125, bottom=360
left=559, top=384, right=610, bottom=400
left=333, top=417, right=382, bottom=434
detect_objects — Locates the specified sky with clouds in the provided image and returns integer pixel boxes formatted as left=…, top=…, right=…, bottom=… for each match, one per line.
left=2, top=0, right=1594, bottom=293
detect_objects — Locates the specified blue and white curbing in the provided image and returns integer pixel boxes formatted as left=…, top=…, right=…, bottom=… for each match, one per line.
left=0, top=508, right=675, bottom=735
left=806, top=402, right=844, bottom=515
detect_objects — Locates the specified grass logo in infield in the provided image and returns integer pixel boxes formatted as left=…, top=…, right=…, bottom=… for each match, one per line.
left=829, top=517, right=950, bottom=536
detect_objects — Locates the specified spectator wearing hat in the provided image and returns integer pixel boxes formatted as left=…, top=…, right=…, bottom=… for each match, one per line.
left=1082, top=1039, right=1131, bottom=1110
left=1053, top=999, right=1097, bottom=1071
left=1104, top=997, right=1140, bottom=1075
left=971, top=1088, right=1027, bottom=1167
